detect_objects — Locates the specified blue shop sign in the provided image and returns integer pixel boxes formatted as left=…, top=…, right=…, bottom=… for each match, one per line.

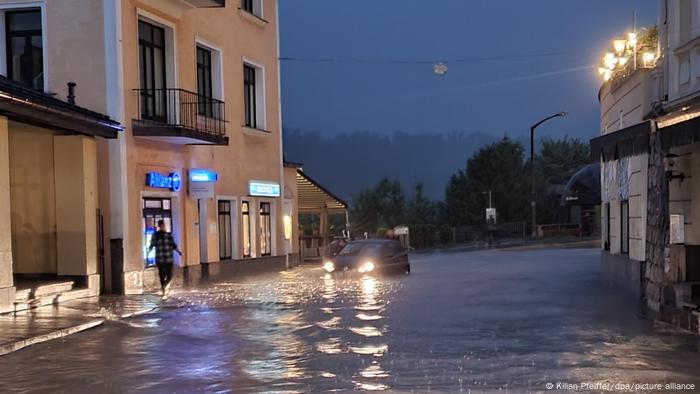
left=249, top=181, right=280, bottom=197
left=189, top=169, right=218, bottom=183
left=146, top=172, right=182, bottom=192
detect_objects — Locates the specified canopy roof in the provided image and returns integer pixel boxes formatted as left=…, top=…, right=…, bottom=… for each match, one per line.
left=296, top=169, right=347, bottom=214
left=0, top=75, right=122, bottom=138
left=561, top=163, right=601, bottom=206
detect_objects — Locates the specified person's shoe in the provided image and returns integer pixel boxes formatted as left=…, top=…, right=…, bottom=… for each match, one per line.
left=164, top=281, right=172, bottom=295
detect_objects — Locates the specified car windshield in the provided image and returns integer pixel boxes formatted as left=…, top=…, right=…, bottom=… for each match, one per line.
left=338, top=243, right=384, bottom=256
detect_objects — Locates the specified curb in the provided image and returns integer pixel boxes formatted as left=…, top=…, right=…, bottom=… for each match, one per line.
left=0, top=305, right=159, bottom=357
left=0, top=319, right=104, bottom=356
left=119, top=307, right=157, bottom=319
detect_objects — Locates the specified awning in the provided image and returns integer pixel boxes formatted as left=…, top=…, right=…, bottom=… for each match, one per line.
left=590, top=121, right=651, bottom=162
left=296, top=169, right=347, bottom=214
left=658, top=114, right=700, bottom=150
left=561, top=163, right=601, bottom=206
left=0, top=76, right=122, bottom=138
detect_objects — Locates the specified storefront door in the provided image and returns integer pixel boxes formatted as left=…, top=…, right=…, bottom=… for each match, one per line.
left=143, top=197, right=172, bottom=266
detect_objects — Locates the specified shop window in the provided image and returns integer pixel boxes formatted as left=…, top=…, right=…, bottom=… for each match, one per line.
left=620, top=201, right=629, bottom=254
left=242, top=201, right=251, bottom=257
left=218, top=200, right=232, bottom=260
left=142, top=197, right=172, bottom=266
left=259, top=202, right=271, bottom=256
left=5, top=9, right=43, bottom=90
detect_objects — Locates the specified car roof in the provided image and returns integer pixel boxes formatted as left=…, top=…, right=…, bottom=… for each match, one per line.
left=348, top=239, right=398, bottom=245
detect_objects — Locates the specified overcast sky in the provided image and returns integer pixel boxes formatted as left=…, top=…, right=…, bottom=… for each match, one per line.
left=278, top=0, right=657, bottom=140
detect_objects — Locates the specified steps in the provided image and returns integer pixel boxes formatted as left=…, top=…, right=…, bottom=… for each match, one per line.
left=12, top=280, right=92, bottom=313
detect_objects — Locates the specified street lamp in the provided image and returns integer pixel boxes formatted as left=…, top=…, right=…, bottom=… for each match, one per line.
left=530, top=111, right=568, bottom=237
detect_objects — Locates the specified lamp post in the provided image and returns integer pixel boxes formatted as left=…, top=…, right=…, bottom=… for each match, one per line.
left=530, top=111, right=568, bottom=237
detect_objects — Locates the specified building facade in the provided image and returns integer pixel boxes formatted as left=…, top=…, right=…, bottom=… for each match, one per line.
left=105, top=0, right=289, bottom=293
left=592, top=0, right=700, bottom=331
left=0, top=0, right=292, bottom=308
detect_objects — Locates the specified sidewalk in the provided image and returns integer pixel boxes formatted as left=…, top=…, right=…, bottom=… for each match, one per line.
left=417, top=236, right=599, bottom=254
left=0, top=294, right=160, bottom=356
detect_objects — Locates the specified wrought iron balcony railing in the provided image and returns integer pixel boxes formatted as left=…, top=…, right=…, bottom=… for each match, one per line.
left=133, top=88, right=227, bottom=145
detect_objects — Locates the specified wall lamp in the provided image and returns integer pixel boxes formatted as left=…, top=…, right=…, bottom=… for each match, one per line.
left=664, top=153, right=686, bottom=183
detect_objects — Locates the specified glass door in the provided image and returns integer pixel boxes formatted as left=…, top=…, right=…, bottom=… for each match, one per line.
left=142, top=197, right=172, bottom=266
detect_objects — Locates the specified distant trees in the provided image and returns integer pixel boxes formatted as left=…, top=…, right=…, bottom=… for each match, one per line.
left=347, top=135, right=590, bottom=245
left=445, top=137, right=529, bottom=226
left=444, top=136, right=590, bottom=227
left=351, top=178, right=406, bottom=234
left=535, top=137, right=590, bottom=224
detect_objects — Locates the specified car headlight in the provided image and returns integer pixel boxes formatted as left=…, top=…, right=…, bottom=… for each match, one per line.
left=358, top=261, right=375, bottom=273
left=323, top=261, right=335, bottom=272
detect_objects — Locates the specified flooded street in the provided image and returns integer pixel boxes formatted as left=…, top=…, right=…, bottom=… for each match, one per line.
left=2, top=248, right=700, bottom=393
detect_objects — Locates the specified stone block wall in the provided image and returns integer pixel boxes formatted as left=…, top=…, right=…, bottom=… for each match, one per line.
left=645, top=132, right=670, bottom=312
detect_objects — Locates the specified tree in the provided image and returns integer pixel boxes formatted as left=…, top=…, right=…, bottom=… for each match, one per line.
left=351, top=178, right=406, bottom=234
left=407, top=183, right=436, bottom=225
left=445, top=137, right=529, bottom=226
left=536, top=136, right=591, bottom=224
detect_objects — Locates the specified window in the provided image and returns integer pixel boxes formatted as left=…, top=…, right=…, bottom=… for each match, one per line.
left=138, top=20, right=167, bottom=121
left=241, top=0, right=262, bottom=17
left=243, top=64, right=257, bottom=128
left=242, top=201, right=251, bottom=258
left=218, top=200, right=232, bottom=260
left=6, top=9, right=43, bottom=90
left=196, top=46, right=213, bottom=117
left=620, top=201, right=629, bottom=254
left=259, top=202, right=271, bottom=256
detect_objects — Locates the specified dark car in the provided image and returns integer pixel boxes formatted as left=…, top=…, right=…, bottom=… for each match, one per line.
left=323, top=239, right=410, bottom=274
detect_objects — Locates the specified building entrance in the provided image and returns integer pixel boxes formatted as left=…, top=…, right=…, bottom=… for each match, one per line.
left=142, top=197, right=172, bottom=266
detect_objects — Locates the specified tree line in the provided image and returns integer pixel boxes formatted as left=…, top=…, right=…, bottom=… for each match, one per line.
left=349, top=136, right=590, bottom=247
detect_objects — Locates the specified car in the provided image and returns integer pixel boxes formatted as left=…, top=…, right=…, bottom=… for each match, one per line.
left=322, top=239, right=410, bottom=274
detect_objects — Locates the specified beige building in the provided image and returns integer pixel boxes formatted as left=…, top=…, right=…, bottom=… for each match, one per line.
left=0, top=0, right=294, bottom=310
left=105, top=0, right=290, bottom=293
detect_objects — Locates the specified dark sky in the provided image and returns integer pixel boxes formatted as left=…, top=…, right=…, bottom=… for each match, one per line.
left=278, top=0, right=657, bottom=140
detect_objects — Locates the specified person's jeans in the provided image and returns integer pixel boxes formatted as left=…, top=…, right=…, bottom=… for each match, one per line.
left=157, top=263, right=174, bottom=288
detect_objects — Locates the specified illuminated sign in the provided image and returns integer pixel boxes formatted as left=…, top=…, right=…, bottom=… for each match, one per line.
left=146, top=172, right=181, bottom=192
left=189, top=169, right=218, bottom=183
left=249, top=181, right=280, bottom=197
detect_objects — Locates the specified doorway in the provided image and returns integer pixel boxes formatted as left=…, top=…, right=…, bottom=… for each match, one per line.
left=142, top=197, right=172, bottom=267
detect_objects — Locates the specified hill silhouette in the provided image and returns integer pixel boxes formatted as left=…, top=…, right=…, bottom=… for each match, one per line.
left=283, top=129, right=497, bottom=201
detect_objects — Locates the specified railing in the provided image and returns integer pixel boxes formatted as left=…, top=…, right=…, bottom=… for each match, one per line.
left=133, top=88, right=226, bottom=137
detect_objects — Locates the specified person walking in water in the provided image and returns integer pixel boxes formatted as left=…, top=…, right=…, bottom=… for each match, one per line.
left=148, top=220, right=182, bottom=299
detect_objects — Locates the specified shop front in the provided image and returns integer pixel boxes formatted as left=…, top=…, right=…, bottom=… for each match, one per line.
left=0, top=76, right=122, bottom=313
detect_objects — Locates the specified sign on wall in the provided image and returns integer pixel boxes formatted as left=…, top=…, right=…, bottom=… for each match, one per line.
left=249, top=181, right=281, bottom=197
left=670, top=214, right=685, bottom=244
left=189, top=169, right=218, bottom=199
left=146, top=172, right=181, bottom=192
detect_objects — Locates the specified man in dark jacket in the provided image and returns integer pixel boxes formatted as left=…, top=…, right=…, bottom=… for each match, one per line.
left=148, top=220, right=181, bottom=298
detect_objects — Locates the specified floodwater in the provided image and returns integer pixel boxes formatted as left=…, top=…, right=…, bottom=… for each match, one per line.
left=1, top=248, right=700, bottom=393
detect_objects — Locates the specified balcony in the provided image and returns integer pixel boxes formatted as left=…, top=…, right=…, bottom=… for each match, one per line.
left=132, top=88, right=228, bottom=145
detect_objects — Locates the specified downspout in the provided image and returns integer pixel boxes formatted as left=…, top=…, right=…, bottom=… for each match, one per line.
left=275, top=0, right=287, bottom=268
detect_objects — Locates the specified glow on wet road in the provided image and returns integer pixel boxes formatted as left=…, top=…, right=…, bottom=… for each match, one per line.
left=1, top=248, right=700, bottom=393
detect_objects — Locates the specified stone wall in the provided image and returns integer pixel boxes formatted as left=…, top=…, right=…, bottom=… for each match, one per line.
left=645, top=131, right=670, bottom=312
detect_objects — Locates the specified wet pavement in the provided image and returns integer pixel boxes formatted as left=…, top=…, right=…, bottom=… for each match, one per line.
left=1, top=248, right=700, bottom=393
